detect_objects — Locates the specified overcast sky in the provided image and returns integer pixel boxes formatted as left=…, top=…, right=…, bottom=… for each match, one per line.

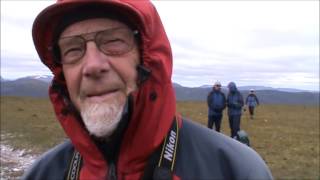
left=1, top=1, right=319, bottom=91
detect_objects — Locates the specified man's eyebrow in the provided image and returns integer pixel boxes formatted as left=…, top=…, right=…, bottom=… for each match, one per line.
left=59, top=25, right=130, bottom=39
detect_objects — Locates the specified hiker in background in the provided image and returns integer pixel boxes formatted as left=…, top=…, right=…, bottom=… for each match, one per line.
left=245, top=89, right=260, bottom=119
left=207, top=81, right=226, bottom=132
left=23, top=1, right=272, bottom=179
left=227, top=82, right=244, bottom=139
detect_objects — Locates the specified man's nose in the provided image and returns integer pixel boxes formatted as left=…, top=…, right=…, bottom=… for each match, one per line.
left=82, top=42, right=110, bottom=78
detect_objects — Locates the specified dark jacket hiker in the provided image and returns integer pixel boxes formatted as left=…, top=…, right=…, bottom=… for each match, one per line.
left=245, top=89, right=260, bottom=119
left=227, top=82, right=244, bottom=138
left=207, top=82, right=226, bottom=131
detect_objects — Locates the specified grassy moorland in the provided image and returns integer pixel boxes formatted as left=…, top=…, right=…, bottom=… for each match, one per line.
left=1, top=96, right=319, bottom=179
left=0, top=96, right=65, bottom=154
left=177, top=101, right=319, bottom=180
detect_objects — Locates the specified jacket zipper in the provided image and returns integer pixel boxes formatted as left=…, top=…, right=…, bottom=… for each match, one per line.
left=108, top=162, right=117, bottom=180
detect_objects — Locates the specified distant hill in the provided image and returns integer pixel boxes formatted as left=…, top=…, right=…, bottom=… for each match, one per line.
left=1, top=76, right=319, bottom=105
left=175, top=84, right=319, bottom=105
left=1, top=77, right=50, bottom=97
left=1, top=76, right=8, bottom=82
left=24, top=75, right=53, bottom=83
left=199, top=84, right=312, bottom=93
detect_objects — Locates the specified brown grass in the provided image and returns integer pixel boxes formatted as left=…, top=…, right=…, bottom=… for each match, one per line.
left=1, top=97, right=319, bottom=179
left=177, top=101, right=320, bottom=180
left=0, top=96, right=65, bottom=153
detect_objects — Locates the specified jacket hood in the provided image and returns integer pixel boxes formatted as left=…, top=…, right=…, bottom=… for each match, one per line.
left=228, top=82, right=238, bottom=93
left=32, top=0, right=178, bottom=179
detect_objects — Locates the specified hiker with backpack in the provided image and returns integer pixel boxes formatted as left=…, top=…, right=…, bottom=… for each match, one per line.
left=207, top=81, right=226, bottom=132
left=245, top=89, right=260, bottom=119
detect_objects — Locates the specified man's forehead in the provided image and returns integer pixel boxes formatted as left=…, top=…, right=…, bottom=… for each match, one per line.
left=60, top=18, right=128, bottom=38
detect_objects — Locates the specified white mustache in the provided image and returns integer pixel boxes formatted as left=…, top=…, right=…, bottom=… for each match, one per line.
left=80, top=89, right=118, bottom=99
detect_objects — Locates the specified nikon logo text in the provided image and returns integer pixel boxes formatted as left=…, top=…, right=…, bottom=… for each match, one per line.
left=164, top=130, right=177, bottom=161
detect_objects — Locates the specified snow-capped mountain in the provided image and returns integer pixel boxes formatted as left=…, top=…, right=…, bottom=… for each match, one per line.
left=20, top=75, right=53, bottom=83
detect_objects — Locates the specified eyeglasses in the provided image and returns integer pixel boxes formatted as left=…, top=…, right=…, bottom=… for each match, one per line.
left=55, top=27, right=139, bottom=64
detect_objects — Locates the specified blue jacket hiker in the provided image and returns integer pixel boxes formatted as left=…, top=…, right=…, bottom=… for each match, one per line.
left=227, top=82, right=244, bottom=138
left=245, top=89, right=260, bottom=119
left=207, top=81, right=226, bottom=132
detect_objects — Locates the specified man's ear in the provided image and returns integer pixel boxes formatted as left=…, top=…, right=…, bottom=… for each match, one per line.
left=51, top=76, right=79, bottom=116
left=136, top=64, right=151, bottom=85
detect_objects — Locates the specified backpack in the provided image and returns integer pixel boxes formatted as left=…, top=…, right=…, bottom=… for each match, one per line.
left=236, top=130, right=250, bottom=147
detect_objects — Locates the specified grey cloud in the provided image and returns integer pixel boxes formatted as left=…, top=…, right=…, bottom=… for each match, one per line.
left=1, top=14, right=32, bottom=29
left=1, top=53, right=50, bottom=79
left=172, top=53, right=318, bottom=90
left=248, top=29, right=319, bottom=48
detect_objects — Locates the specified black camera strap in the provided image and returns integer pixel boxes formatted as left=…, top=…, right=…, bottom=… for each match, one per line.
left=142, top=117, right=180, bottom=180
left=66, top=150, right=82, bottom=180
left=157, top=117, right=179, bottom=170
left=66, top=117, right=179, bottom=180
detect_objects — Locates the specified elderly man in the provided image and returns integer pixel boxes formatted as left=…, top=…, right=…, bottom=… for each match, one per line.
left=207, top=81, right=226, bottom=132
left=22, top=1, right=272, bottom=179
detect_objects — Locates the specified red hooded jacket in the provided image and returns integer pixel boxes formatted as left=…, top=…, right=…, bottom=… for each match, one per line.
left=30, top=0, right=180, bottom=179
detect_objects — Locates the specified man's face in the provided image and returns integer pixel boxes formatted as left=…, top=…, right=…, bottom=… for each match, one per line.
left=60, top=18, right=140, bottom=138
left=214, top=85, right=221, bottom=91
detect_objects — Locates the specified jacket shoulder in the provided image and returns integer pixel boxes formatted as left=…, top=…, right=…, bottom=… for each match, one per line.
left=175, top=119, right=272, bottom=180
left=21, top=139, right=74, bottom=180
left=220, top=91, right=227, bottom=100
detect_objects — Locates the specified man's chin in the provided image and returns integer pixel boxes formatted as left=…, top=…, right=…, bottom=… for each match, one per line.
left=80, top=101, right=124, bottom=138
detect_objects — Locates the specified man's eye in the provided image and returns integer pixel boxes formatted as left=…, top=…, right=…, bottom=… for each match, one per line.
left=63, top=47, right=83, bottom=57
left=102, top=38, right=125, bottom=45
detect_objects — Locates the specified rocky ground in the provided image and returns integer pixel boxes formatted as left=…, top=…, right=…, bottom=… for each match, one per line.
left=0, top=134, right=38, bottom=180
